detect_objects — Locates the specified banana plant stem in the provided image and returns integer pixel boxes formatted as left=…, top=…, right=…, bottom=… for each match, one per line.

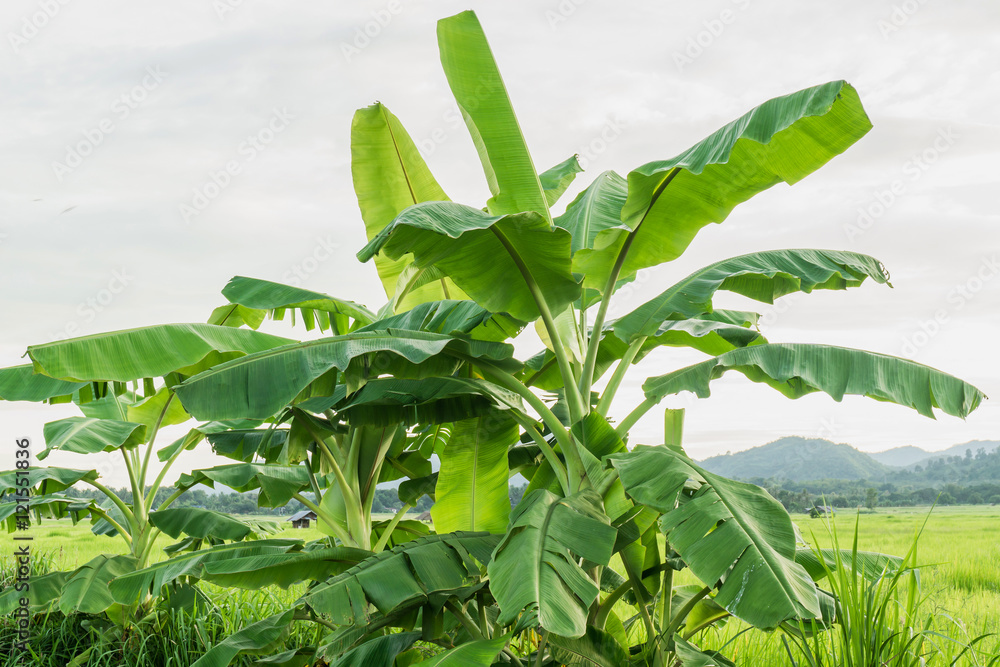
left=595, top=579, right=633, bottom=628
left=155, top=487, right=185, bottom=512
left=467, top=357, right=586, bottom=493
left=580, top=236, right=636, bottom=402
left=511, top=414, right=569, bottom=496
left=145, top=431, right=195, bottom=512
left=88, top=507, right=131, bottom=547
left=84, top=478, right=136, bottom=526
left=302, top=421, right=367, bottom=547
left=660, top=586, right=711, bottom=643
left=583, top=167, right=681, bottom=402
left=615, top=396, right=657, bottom=439
left=445, top=599, right=485, bottom=640
left=120, top=448, right=145, bottom=523
left=489, top=226, right=586, bottom=422
left=291, top=492, right=353, bottom=546
left=372, top=503, right=413, bottom=552
left=596, top=336, right=646, bottom=416
left=138, top=392, right=174, bottom=491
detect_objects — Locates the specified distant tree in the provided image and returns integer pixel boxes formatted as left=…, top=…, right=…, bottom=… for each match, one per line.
left=865, top=487, right=879, bottom=510
left=509, top=483, right=526, bottom=508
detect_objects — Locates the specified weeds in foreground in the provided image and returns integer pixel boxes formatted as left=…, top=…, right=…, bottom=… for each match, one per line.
left=784, top=511, right=999, bottom=667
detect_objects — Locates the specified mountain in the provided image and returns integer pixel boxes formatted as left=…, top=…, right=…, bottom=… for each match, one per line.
left=869, top=446, right=928, bottom=467
left=868, top=440, right=1000, bottom=469
left=699, top=437, right=891, bottom=482
left=908, top=440, right=1000, bottom=468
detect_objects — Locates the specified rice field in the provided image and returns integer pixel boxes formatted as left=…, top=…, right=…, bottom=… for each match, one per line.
left=2, top=506, right=998, bottom=665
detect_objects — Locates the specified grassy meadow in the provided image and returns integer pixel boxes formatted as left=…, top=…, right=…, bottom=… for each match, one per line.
left=2, top=507, right=998, bottom=665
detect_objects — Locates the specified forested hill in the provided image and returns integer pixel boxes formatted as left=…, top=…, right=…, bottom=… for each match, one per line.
left=870, top=440, right=999, bottom=468
left=699, top=437, right=1000, bottom=486
left=698, top=437, right=892, bottom=482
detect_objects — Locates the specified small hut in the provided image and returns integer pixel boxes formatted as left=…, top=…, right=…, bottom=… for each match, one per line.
left=417, top=511, right=432, bottom=523
left=288, top=510, right=316, bottom=529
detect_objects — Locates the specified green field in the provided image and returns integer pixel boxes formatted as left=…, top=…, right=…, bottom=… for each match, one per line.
left=3, top=507, right=998, bottom=665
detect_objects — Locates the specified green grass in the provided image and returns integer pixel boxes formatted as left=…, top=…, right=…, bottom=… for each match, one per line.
left=2, top=507, right=998, bottom=665
left=663, top=506, right=1000, bottom=665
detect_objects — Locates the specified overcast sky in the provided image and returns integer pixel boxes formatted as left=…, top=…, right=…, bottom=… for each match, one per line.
left=1, top=0, right=997, bottom=487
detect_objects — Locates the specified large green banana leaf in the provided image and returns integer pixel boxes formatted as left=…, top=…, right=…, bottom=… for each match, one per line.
left=410, top=635, right=511, bottom=667
left=176, top=464, right=317, bottom=507
left=488, top=489, right=616, bottom=637
left=670, top=585, right=729, bottom=637
left=39, top=417, right=146, bottom=459
left=174, top=329, right=518, bottom=420
left=358, top=202, right=581, bottom=321
left=0, top=493, right=104, bottom=531
left=0, top=364, right=87, bottom=402
left=352, top=102, right=466, bottom=310
left=148, top=507, right=279, bottom=541
left=541, top=155, right=584, bottom=207
left=796, top=548, right=906, bottom=582
left=0, top=467, right=98, bottom=494
left=220, top=276, right=375, bottom=334
left=156, top=420, right=261, bottom=462
left=674, top=636, right=736, bottom=667
left=302, top=532, right=500, bottom=625
left=548, top=626, right=629, bottom=667
left=431, top=411, right=517, bottom=534
left=206, top=428, right=290, bottom=463
left=573, top=81, right=872, bottom=289
left=359, top=298, right=523, bottom=343
left=523, top=311, right=764, bottom=391
left=200, top=546, right=370, bottom=589
left=614, top=249, right=890, bottom=342
left=333, top=377, right=521, bottom=427
left=60, top=554, right=137, bottom=614
left=326, top=632, right=421, bottom=667
left=643, top=343, right=986, bottom=419
left=126, top=387, right=190, bottom=430
left=0, top=571, right=70, bottom=615
left=189, top=609, right=295, bottom=667
left=438, top=10, right=549, bottom=220
left=554, top=170, right=629, bottom=255
left=610, top=446, right=822, bottom=629
left=110, top=539, right=302, bottom=604
left=27, top=323, right=295, bottom=382
left=73, top=388, right=187, bottom=429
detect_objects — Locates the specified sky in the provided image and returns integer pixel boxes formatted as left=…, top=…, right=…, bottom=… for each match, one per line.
left=1, top=0, right=998, bottom=487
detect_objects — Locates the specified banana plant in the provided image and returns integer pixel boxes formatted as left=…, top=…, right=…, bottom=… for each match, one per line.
left=0, top=324, right=301, bottom=617
left=174, top=10, right=987, bottom=665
